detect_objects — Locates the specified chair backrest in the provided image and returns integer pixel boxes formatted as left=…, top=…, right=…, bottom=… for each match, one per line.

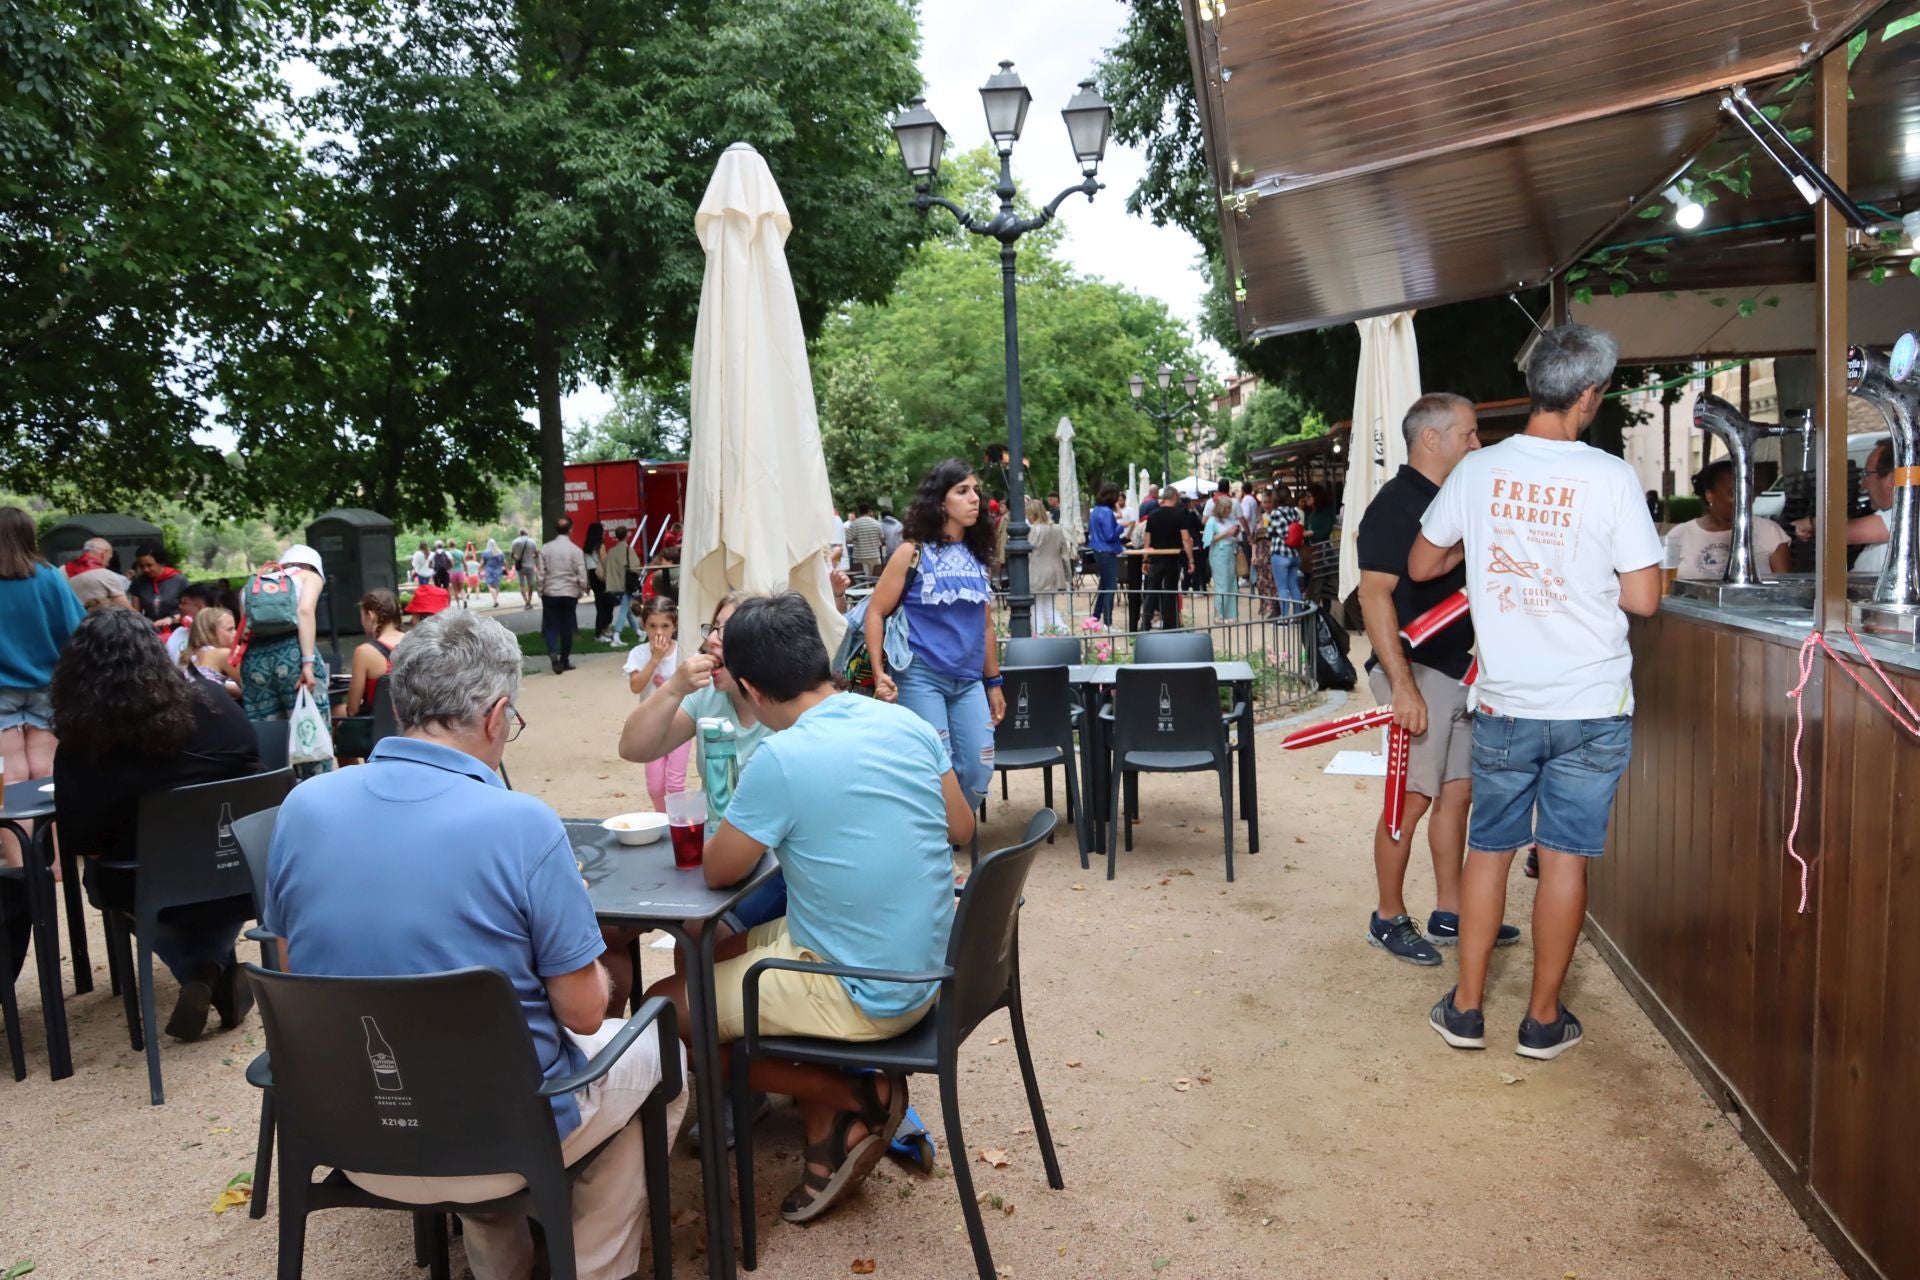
left=132, top=769, right=296, bottom=919
left=994, top=665, right=1076, bottom=754
left=247, top=965, right=566, bottom=1184
left=1003, top=636, right=1082, bottom=667
left=231, top=805, right=280, bottom=925
left=370, top=680, right=398, bottom=747
left=252, top=719, right=291, bottom=773
left=944, top=809, right=1056, bottom=1043
left=1133, top=631, right=1214, bottom=665
left=1109, top=665, right=1227, bottom=759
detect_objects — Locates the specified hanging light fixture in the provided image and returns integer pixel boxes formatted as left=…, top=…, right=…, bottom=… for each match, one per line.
left=1060, top=80, right=1113, bottom=175
left=889, top=97, right=946, bottom=179
left=979, top=61, right=1032, bottom=145
left=1665, top=184, right=1705, bottom=231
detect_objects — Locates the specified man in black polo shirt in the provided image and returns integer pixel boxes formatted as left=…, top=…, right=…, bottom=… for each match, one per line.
left=1141, top=492, right=1195, bottom=629
left=1356, top=392, right=1519, bottom=964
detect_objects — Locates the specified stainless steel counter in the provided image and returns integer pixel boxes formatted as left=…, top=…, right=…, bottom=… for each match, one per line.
left=1656, top=594, right=1920, bottom=675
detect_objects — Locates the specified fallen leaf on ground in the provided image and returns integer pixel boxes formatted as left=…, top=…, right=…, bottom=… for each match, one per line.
left=1192, top=826, right=1207, bottom=834
left=1260, top=1215, right=1276, bottom=1227
left=208, top=1126, right=232, bottom=1135
left=850, top=1259, right=876, bottom=1275
left=1176, top=868, right=1195, bottom=876
left=595, top=773, right=609, bottom=780
left=210, top=1186, right=251, bottom=1214
left=671, top=1208, right=702, bottom=1227
left=1173, top=1078, right=1191, bottom=1092
left=611, top=791, right=626, bottom=798
left=1197, top=1072, right=1213, bottom=1084
left=988, top=1035, right=1008, bottom=1045
left=1160, top=878, right=1170, bottom=885
left=1498, top=1072, right=1523, bottom=1086
left=978, top=1148, right=1011, bottom=1168
left=1064, top=1060, right=1082, bottom=1068
left=5, top=1261, right=35, bottom=1279
left=1151, top=1258, right=1172, bottom=1272
left=1070, top=884, right=1085, bottom=891
left=1293, top=835, right=1305, bottom=844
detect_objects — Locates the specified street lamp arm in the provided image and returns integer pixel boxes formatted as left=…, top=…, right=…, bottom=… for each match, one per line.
left=911, top=189, right=989, bottom=233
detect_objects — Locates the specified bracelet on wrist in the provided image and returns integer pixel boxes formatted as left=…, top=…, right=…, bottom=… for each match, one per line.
left=983, top=675, right=1004, bottom=689
left=301, top=656, right=315, bottom=665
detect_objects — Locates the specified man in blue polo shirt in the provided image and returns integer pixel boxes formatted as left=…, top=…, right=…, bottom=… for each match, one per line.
left=265, top=611, right=684, bottom=1280
left=645, top=592, right=976, bottom=1227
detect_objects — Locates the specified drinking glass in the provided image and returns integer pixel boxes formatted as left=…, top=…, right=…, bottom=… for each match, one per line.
left=666, top=789, right=706, bottom=869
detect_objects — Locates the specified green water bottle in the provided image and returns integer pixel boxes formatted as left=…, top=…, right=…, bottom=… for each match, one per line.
left=698, top=717, right=738, bottom=824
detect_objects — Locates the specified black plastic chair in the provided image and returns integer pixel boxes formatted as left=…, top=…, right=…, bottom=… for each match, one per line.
left=1101, top=666, right=1235, bottom=881
left=730, top=810, right=1063, bottom=1280
left=101, top=769, right=294, bottom=1104
left=253, top=720, right=292, bottom=773
left=1127, top=633, right=1256, bottom=849
left=247, top=965, right=679, bottom=1280
left=992, top=667, right=1087, bottom=864
left=233, top=806, right=283, bottom=1218
left=0, top=870, right=24, bottom=1081
left=1003, top=636, right=1082, bottom=667
left=370, top=681, right=399, bottom=748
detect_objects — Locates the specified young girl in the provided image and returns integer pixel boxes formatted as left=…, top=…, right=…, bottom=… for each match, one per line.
left=624, top=598, right=691, bottom=812
left=462, top=542, right=481, bottom=609
left=179, top=605, right=241, bottom=698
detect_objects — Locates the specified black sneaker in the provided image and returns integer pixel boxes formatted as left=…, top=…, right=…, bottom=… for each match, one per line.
left=1523, top=847, right=1540, bottom=879
left=1429, top=987, right=1486, bottom=1050
left=1516, top=1005, right=1583, bottom=1061
left=1367, top=913, right=1441, bottom=966
left=1425, top=911, right=1522, bottom=947
left=549, top=655, right=564, bottom=674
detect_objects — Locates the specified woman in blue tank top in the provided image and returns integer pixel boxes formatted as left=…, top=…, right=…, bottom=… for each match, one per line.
left=864, top=458, right=1003, bottom=804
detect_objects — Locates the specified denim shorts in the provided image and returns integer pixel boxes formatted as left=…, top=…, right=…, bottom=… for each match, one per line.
left=1466, top=712, right=1632, bottom=856
left=0, top=687, right=54, bottom=733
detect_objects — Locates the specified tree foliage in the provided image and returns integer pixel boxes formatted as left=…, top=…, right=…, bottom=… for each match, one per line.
left=812, top=147, right=1200, bottom=503
left=817, top=354, right=906, bottom=510
left=567, top=380, right=689, bottom=464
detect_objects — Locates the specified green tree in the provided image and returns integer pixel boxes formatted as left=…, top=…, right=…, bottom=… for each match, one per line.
left=2, top=0, right=323, bottom=510
left=296, top=0, right=927, bottom=534
left=567, top=380, right=690, bottom=463
left=813, top=149, right=1197, bottom=502
left=818, top=354, right=906, bottom=510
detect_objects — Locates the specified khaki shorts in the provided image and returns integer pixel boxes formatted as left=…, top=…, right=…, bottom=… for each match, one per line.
left=1368, top=663, right=1472, bottom=799
left=713, top=918, right=932, bottom=1044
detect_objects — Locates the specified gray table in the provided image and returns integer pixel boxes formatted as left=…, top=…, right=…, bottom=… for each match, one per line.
left=1062, top=663, right=1259, bottom=858
left=571, top=819, right=777, bottom=1280
left=0, top=777, right=73, bottom=1079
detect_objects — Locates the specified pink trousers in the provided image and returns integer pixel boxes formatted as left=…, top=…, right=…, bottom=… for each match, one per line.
left=646, top=739, right=691, bottom=812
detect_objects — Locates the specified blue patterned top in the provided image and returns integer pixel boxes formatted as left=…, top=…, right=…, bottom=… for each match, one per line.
left=900, top=540, right=991, bottom=680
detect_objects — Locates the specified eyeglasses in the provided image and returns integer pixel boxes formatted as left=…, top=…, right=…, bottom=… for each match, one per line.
left=503, top=701, right=527, bottom=744
left=699, top=623, right=725, bottom=642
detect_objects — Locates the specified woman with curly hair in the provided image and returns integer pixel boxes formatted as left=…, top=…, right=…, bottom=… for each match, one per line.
left=52, top=608, right=262, bottom=1041
left=862, top=457, right=1003, bottom=805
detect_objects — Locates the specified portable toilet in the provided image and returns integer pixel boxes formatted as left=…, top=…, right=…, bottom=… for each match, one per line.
left=40, top=514, right=163, bottom=575
left=305, top=508, right=397, bottom=637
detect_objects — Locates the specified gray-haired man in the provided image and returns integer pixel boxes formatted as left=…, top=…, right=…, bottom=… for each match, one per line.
left=1355, top=392, right=1521, bottom=965
left=1411, top=324, right=1663, bottom=1061
left=265, top=611, right=685, bottom=1280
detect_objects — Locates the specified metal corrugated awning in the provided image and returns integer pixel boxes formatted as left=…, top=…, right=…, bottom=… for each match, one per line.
left=1189, top=0, right=1887, bottom=339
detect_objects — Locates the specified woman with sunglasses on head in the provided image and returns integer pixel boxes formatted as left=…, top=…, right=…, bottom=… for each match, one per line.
left=863, top=458, right=1003, bottom=808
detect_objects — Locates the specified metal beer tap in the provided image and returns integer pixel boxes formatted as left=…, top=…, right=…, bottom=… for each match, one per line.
left=1684, top=393, right=1795, bottom=595
left=1847, top=336, right=1920, bottom=627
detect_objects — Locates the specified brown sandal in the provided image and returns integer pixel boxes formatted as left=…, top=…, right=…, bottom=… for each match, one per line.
left=778, top=1074, right=908, bottom=1224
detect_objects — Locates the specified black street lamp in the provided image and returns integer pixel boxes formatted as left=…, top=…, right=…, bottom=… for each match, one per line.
left=1129, top=363, right=1203, bottom=490
left=890, top=64, right=1113, bottom=639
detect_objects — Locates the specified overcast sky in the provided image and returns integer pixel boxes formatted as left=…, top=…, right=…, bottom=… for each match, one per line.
left=202, top=2, right=1214, bottom=446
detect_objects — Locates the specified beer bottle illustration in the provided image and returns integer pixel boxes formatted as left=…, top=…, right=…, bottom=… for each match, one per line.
left=1158, top=682, right=1174, bottom=732
left=215, top=802, right=236, bottom=857
left=1014, top=683, right=1030, bottom=728
left=363, top=1016, right=403, bottom=1091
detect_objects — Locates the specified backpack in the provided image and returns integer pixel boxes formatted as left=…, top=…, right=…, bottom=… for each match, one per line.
left=243, top=564, right=304, bottom=638
left=1284, top=520, right=1307, bottom=549
left=1312, top=602, right=1358, bottom=691
left=432, top=549, right=452, bottom=573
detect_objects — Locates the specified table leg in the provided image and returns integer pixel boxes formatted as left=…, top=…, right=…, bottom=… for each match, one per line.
left=5, top=821, right=71, bottom=1079
left=1237, top=681, right=1259, bottom=854
left=57, top=831, right=91, bottom=995
left=669, top=922, right=736, bottom=1280
left=1088, top=689, right=1111, bottom=856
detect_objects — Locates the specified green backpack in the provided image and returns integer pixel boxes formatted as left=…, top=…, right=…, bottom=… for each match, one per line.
left=243, top=564, right=303, bottom=637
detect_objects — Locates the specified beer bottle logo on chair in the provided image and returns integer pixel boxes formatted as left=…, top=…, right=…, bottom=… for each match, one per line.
left=1014, top=682, right=1030, bottom=731
left=1157, top=682, right=1175, bottom=733
left=363, top=1016, right=404, bottom=1091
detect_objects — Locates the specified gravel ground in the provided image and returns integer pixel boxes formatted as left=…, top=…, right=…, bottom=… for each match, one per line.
left=2, top=650, right=1843, bottom=1280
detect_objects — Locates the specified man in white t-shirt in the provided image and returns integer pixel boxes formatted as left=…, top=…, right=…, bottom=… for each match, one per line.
left=1842, top=439, right=1896, bottom=574
left=1411, top=323, right=1663, bottom=1063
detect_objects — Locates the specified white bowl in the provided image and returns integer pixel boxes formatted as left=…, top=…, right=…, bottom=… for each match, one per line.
left=601, top=812, right=668, bottom=846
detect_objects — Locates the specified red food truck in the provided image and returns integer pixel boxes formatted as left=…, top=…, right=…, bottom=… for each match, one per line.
left=561, top=459, right=688, bottom=556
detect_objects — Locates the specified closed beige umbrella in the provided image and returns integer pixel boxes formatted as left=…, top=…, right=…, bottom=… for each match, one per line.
left=681, top=142, right=845, bottom=655
left=1337, top=310, right=1422, bottom=598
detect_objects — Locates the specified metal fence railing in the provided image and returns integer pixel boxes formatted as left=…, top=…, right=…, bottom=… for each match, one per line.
left=990, top=582, right=1320, bottom=720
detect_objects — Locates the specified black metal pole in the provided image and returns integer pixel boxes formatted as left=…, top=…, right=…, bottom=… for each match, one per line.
left=995, top=148, right=1033, bottom=639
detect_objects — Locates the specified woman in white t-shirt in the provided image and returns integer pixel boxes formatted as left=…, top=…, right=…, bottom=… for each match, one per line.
left=1664, top=459, right=1790, bottom=581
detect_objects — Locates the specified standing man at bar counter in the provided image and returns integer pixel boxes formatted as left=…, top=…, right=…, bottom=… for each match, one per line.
left=1410, top=324, right=1663, bottom=1061
left=1356, top=392, right=1522, bottom=965
left=265, top=611, right=685, bottom=1280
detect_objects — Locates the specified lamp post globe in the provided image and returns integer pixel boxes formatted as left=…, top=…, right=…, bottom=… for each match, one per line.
left=980, top=61, right=1032, bottom=145
left=890, top=97, right=947, bottom=180
left=1061, top=79, right=1113, bottom=173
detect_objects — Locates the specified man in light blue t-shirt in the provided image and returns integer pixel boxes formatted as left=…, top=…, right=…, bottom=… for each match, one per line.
left=645, top=592, right=975, bottom=1226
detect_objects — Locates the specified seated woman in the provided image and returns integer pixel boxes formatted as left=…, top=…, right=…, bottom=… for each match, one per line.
left=346, top=590, right=405, bottom=717
left=1665, top=459, right=1791, bottom=582
left=178, top=605, right=242, bottom=698
left=52, top=608, right=262, bottom=1040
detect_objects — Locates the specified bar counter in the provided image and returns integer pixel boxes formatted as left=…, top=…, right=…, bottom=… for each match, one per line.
left=1592, top=597, right=1919, bottom=1280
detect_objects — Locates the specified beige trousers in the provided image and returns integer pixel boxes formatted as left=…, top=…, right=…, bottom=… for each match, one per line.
left=347, top=1021, right=689, bottom=1280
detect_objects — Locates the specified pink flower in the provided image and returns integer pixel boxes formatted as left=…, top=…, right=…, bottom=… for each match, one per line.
left=1080, top=616, right=1106, bottom=633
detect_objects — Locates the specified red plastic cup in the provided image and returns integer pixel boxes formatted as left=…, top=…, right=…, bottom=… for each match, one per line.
left=666, top=791, right=706, bottom=869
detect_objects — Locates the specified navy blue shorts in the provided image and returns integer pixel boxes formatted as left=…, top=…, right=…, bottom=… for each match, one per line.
left=1466, top=713, right=1632, bottom=856
left=731, top=871, right=788, bottom=930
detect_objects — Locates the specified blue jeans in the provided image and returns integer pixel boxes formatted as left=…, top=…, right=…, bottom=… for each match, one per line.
left=1467, top=713, right=1633, bottom=855
left=1208, top=541, right=1239, bottom=619
left=894, top=661, right=994, bottom=803
left=1092, top=551, right=1119, bottom=625
left=1270, top=554, right=1304, bottom=604
left=610, top=591, right=637, bottom=641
